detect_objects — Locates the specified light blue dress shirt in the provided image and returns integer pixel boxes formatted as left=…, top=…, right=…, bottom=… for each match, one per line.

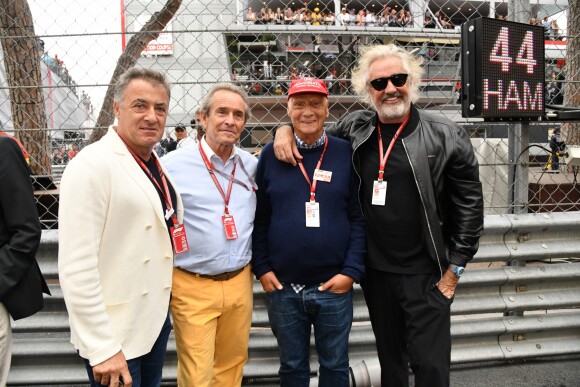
left=161, top=138, right=257, bottom=275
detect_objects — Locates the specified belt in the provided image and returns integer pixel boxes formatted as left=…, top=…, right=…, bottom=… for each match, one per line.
left=176, top=266, right=245, bottom=281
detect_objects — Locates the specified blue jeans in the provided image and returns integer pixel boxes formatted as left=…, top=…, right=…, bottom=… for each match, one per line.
left=266, top=285, right=353, bottom=387
left=83, top=312, right=172, bottom=387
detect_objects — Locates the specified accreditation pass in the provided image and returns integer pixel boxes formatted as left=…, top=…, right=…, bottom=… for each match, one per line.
left=305, top=201, right=320, bottom=227
left=372, top=180, right=387, bottom=206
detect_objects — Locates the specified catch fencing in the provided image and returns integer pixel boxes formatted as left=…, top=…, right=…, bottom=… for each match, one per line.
left=0, top=0, right=578, bottom=227
left=8, top=211, right=580, bottom=385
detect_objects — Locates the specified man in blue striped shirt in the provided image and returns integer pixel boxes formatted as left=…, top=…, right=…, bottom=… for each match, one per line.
left=162, top=83, right=257, bottom=387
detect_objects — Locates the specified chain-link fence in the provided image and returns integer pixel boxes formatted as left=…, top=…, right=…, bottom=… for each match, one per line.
left=1, top=0, right=578, bottom=229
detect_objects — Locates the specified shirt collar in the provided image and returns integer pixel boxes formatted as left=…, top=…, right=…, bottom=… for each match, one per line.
left=201, top=136, right=237, bottom=162
left=294, top=131, right=327, bottom=149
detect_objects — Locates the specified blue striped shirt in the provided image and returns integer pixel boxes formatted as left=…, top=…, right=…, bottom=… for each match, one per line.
left=161, top=137, right=257, bottom=275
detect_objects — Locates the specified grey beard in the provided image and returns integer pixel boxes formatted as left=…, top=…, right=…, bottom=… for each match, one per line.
left=372, top=97, right=408, bottom=121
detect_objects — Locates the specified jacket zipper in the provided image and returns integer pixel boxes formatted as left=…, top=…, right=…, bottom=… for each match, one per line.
left=351, top=125, right=375, bottom=217
left=402, top=139, right=444, bottom=280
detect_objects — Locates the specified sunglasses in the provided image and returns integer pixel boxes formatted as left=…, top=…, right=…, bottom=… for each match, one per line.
left=369, top=74, right=409, bottom=91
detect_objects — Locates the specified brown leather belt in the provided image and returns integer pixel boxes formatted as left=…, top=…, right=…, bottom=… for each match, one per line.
left=176, top=266, right=245, bottom=281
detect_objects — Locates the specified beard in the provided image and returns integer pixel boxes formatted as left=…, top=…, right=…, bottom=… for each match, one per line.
left=371, top=93, right=410, bottom=122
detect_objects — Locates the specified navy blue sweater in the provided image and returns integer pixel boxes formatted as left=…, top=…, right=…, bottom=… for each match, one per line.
left=252, top=137, right=366, bottom=285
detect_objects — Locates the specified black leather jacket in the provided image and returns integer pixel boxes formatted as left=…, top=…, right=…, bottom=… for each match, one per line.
left=327, top=106, right=484, bottom=276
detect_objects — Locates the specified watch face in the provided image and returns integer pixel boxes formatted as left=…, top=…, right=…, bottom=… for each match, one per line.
left=455, top=267, right=465, bottom=277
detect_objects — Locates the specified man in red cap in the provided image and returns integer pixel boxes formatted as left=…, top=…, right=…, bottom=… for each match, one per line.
left=252, top=77, right=366, bottom=385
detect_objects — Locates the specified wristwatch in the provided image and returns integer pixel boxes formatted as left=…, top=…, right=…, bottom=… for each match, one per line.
left=448, top=264, right=465, bottom=278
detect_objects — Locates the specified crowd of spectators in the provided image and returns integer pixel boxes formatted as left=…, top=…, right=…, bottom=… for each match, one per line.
left=245, top=6, right=416, bottom=27
left=530, top=16, right=562, bottom=40
left=422, top=11, right=455, bottom=29
left=234, top=65, right=352, bottom=97
left=246, top=6, right=338, bottom=25
left=245, top=5, right=569, bottom=32
left=246, top=6, right=569, bottom=32
left=42, top=52, right=77, bottom=93
left=38, top=39, right=87, bottom=103
left=51, top=144, right=80, bottom=165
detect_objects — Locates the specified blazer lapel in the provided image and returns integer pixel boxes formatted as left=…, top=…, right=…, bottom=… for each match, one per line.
left=107, top=128, right=167, bottom=227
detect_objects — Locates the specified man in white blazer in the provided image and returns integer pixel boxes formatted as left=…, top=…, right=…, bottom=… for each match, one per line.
left=59, top=68, right=184, bottom=387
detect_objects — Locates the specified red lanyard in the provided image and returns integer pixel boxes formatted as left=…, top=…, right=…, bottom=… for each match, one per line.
left=377, top=112, right=411, bottom=181
left=199, top=141, right=237, bottom=215
left=120, top=137, right=177, bottom=226
left=297, top=136, right=328, bottom=203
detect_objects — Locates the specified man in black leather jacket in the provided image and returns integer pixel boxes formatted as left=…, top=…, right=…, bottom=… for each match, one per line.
left=274, top=44, right=484, bottom=387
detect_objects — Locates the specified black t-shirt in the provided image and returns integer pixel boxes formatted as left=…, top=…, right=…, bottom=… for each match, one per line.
left=143, top=156, right=178, bottom=239
left=355, top=111, right=434, bottom=274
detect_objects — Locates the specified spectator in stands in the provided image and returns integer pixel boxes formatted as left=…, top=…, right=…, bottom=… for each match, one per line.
left=338, top=8, right=349, bottom=26
left=283, top=8, right=294, bottom=24
left=58, top=67, right=183, bottom=387
left=405, top=11, right=414, bottom=26
left=387, top=9, right=399, bottom=27
left=255, top=8, right=266, bottom=24
left=424, top=15, right=436, bottom=28
left=356, top=10, right=366, bottom=26
left=275, top=7, right=284, bottom=24
left=311, top=7, right=322, bottom=26
left=325, top=70, right=336, bottom=93
left=52, top=148, right=65, bottom=165
left=396, top=9, right=406, bottom=26
left=290, top=67, right=300, bottom=80
left=0, top=136, right=50, bottom=386
left=366, top=11, right=377, bottom=27
left=325, top=12, right=335, bottom=25
left=304, top=9, right=313, bottom=25
left=272, top=43, right=483, bottom=387
left=381, top=6, right=392, bottom=25
left=67, top=144, right=79, bottom=160
left=266, top=8, right=276, bottom=24
left=441, top=16, right=454, bottom=29
left=293, top=8, right=305, bottom=25
left=348, top=9, right=357, bottom=26
left=245, top=7, right=256, bottom=24
left=551, top=19, right=561, bottom=40
left=542, top=17, right=552, bottom=38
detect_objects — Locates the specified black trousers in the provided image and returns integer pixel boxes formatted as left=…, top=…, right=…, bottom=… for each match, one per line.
left=362, top=268, right=452, bottom=387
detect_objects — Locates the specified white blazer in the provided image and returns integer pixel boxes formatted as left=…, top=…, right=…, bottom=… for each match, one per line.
left=58, top=127, right=184, bottom=366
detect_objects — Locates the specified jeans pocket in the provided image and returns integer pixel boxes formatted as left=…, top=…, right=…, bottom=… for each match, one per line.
left=325, top=288, right=348, bottom=296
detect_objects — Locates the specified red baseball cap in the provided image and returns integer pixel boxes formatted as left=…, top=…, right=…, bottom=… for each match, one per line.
left=287, top=77, right=328, bottom=99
